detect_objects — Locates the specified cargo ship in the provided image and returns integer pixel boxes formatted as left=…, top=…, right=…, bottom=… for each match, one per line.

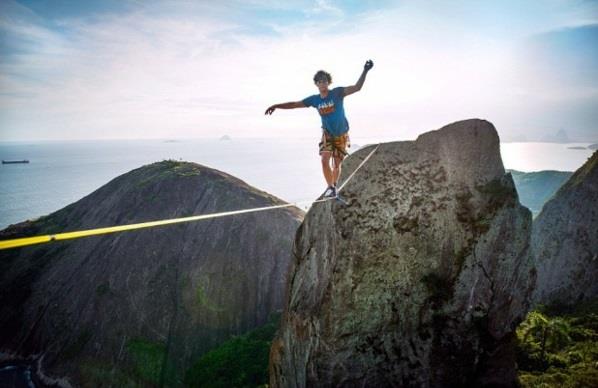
left=2, top=160, right=29, bottom=164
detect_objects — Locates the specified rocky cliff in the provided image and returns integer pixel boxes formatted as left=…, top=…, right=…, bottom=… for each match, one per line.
left=269, top=119, right=535, bottom=387
left=532, top=151, right=598, bottom=306
left=0, top=160, right=303, bottom=386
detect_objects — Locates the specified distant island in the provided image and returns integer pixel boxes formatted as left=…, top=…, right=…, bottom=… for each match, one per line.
left=567, top=146, right=586, bottom=150
left=589, top=143, right=598, bottom=150
left=541, top=129, right=570, bottom=143
left=220, top=135, right=232, bottom=141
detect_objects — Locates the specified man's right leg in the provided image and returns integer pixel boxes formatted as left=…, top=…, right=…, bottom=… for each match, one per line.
left=321, top=151, right=334, bottom=187
left=331, top=155, right=344, bottom=187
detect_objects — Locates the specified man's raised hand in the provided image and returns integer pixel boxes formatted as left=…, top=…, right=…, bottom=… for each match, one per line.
left=364, top=59, right=374, bottom=71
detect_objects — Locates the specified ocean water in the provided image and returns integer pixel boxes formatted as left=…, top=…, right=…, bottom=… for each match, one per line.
left=500, top=142, right=595, bottom=172
left=0, top=138, right=595, bottom=229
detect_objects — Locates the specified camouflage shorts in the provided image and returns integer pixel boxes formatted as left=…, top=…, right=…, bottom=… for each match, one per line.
left=318, top=132, right=350, bottom=158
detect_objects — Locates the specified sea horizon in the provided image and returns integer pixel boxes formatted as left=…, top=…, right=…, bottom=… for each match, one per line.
left=1, top=138, right=595, bottom=230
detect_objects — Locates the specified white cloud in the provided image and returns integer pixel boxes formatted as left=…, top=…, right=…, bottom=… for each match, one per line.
left=0, top=0, right=597, bottom=141
left=304, top=0, right=344, bottom=17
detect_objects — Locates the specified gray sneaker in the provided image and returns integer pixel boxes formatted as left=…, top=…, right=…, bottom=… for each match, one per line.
left=323, top=186, right=337, bottom=198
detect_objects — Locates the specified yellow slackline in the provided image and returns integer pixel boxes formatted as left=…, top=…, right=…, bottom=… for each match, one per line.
left=0, top=203, right=297, bottom=250
left=0, top=143, right=380, bottom=251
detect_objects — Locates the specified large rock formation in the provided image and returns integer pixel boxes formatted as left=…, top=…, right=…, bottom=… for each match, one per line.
left=0, top=160, right=303, bottom=386
left=269, top=119, right=535, bottom=387
left=532, top=151, right=598, bottom=306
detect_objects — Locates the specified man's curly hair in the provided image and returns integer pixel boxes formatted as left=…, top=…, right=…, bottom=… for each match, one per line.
left=313, top=70, right=332, bottom=84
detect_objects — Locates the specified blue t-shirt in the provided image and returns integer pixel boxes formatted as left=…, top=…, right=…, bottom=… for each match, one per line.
left=302, top=87, right=349, bottom=136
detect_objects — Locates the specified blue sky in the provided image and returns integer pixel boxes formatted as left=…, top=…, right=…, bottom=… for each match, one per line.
left=1, top=0, right=597, bottom=141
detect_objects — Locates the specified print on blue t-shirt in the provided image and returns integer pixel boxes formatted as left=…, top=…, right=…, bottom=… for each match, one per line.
left=302, top=87, right=349, bottom=137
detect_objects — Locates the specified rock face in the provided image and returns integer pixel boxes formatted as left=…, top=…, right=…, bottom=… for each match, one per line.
left=0, top=160, right=303, bottom=386
left=532, top=151, right=598, bottom=306
left=269, top=119, right=535, bottom=387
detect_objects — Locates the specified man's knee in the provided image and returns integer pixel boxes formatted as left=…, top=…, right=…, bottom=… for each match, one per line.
left=321, top=152, right=332, bottom=165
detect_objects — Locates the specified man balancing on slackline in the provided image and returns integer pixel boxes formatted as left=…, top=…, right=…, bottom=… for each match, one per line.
left=265, top=59, right=374, bottom=199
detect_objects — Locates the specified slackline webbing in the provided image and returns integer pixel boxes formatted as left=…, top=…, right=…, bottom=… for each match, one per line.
left=338, top=143, right=380, bottom=191
left=0, top=143, right=380, bottom=250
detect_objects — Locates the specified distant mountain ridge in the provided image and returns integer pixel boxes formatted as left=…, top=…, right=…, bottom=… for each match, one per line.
left=508, top=169, right=573, bottom=216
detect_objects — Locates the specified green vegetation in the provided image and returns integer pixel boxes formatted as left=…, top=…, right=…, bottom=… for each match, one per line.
left=136, top=160, right=202, bottom=188
left=184, top=312, right=281, bottom=388
left=475, top=176, right=517, bottom=214
left=127, top=338, right=177, bottom=386
left=160, top=160, right=202, bottom=177
left=516, top=299, right=598, bottom=387
left=476, top=176, right=515, bottom=200
left=77, top=337, right=178, bottom=387
left=196, top=283, right=225, bottom=313
left=80, top=359, right=141, bottom=388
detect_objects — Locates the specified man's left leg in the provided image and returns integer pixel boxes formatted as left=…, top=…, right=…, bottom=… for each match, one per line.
left=331, top=133, right=349, bottom=189
left=332, top=155, right=343, bottom=188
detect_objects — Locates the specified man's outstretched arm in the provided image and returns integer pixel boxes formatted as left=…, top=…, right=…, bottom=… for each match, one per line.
left=343, top=59, right=374, bottom=97
left=265, top=101, right=306, bottom=115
